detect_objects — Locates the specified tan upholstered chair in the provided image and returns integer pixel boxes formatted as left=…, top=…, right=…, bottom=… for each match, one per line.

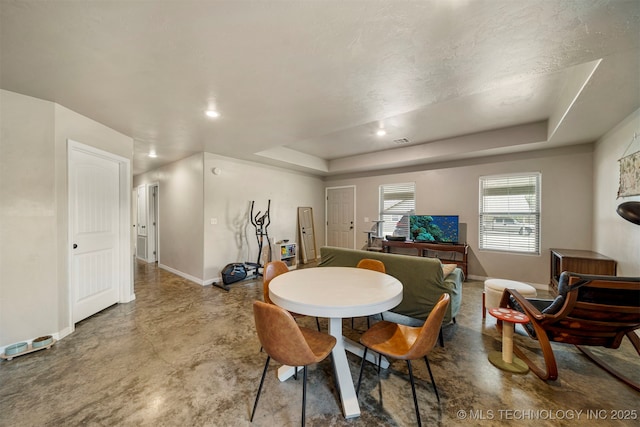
left=263, top=261, right=320, bottom=331
left=352, top=258, right=386, bottom=329
left=250, top=301, right=336, bottom=426
left=356, top=293, right=450, bottom=427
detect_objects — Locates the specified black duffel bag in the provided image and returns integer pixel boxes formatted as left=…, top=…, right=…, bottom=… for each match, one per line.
left=221, top=263, right=247, bottom=285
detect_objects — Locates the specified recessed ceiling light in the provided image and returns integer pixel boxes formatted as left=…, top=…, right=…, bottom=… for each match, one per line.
left=148, top=151, right=157, bottom=158
left=206, top=110, right=220, bottom=118
left=376, top=129, right=386, bottom=137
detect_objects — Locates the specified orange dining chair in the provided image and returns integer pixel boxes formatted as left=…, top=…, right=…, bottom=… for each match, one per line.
left=357, top=258, right=386, bottom=273
left=356, top=293, right=450, bottom=427
left=250, top=301, right=336, bottom=426
left=263, top=260, right=321, bottom=331
left=351, top=258, right=387, bottom=329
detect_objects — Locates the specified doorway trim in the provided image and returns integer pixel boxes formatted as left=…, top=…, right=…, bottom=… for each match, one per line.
left=147, top=182, right=160, bottom=263
left=67, top=139, right=133, bottom=331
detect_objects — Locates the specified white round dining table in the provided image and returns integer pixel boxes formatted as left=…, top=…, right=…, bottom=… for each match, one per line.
left=269, top=266, right=403, bottom=419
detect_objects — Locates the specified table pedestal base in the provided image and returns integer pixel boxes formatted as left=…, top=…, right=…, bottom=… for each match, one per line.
left=268, top=266, right=404, bottom=420
left=277, top=365, right=302, bottom=380
left=276, top=317, right=384, bottom=419
left=488, top=351, right=529, bottom=373
left=343, top=338, right=390, bottom=369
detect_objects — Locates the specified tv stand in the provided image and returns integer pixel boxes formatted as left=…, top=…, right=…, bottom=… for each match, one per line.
left=382, top=240, right=468, bottom=277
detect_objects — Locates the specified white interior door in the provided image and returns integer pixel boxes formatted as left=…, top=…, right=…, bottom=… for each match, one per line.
left=136, top=185, right=147, bottom=236
left=70, top=146, right=121, bottom=323
left=326, top=186, right=356, bottom=248
left=148, top=184, right=159, bottom=263
left=136, top=185, right=148, bottom=260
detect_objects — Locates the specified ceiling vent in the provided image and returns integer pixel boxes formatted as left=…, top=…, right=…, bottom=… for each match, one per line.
left=394, top=138, right=410, bottom=144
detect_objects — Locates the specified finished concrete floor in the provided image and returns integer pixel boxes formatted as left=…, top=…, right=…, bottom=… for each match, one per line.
left=1, top=261, right=638, bottom=426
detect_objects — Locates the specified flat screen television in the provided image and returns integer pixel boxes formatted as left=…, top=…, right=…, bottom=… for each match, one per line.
left=409, top=215, right=459, bottom=244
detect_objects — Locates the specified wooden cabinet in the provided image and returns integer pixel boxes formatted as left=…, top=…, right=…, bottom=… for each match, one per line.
left=278, top=242, right=297, bottom=269
left=382, top=240, right=468, bottom=277
left=549, top=248, right=617, bottom=293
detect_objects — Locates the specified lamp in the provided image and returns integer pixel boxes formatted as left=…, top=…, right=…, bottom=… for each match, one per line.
left=617, top=201, right=640, bottom=225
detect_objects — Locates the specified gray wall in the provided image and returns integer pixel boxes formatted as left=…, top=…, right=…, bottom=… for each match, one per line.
left=134, top=152, right=325, bottom=283
left=203, top=153, right=325, bottom=283
left=593, top=108, right=640, bottom=276
left=2, top=85, right=636, bottom=349
left=324, top=144, right=595, bottom=286
left=138, top=109, right=638, bottom=288
left=1, top=90, right=134, bottom=348
left=1, top=90, right=57, bottom=346
left=135, top=154, right=205, bottom=281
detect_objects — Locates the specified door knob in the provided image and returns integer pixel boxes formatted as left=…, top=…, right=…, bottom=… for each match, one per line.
left=73, top=244, right=78, bottom=249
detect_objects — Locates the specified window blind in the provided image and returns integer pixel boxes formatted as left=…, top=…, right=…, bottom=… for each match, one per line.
left=479, top=173, right=540, bottom=254
left=379, top=182, right=415, bottom=237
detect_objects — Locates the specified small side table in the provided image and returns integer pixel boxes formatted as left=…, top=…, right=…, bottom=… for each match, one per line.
left=488, top=308, right=530, bottom=374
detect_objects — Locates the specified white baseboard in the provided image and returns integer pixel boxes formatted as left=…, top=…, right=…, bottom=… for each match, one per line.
left=1, top=326, right=74, bottom=355
left=121, top=293, right=136, bottom=303
left=57, top=326, right=74, bottom=340
left=158, top=263, right=206, bottom=286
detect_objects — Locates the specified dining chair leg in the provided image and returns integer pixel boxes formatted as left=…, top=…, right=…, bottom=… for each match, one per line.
left=424, top=355, right=440, bottom=403
left=356, top=347, right=368, bottom=396
left=301, top=365, right=308, bottom=427
left=406, top=360, right=422, bottom=427
left=250, top=355, right=271, bottom=422
left=316, top=317, right=321, bottom=331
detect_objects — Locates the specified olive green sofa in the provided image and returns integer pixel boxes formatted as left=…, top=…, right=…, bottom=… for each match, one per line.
left=317, top=246, right=463, bottom=325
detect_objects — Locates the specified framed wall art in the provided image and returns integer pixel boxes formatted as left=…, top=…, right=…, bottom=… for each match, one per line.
left=618, top=134, right=640, bottom=198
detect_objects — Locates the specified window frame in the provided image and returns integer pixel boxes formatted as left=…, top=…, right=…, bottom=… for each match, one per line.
left=379, top=182, right=416, bottom=238
left=478, top=172, right=541, bottom=255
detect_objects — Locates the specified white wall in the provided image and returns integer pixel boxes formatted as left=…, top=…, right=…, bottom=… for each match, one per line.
left=324, top=144, right=595, bottom=286
left=203, top=153, right=325, bottom=282
left=1, top=90, right=57, bottom=346
left=54, top=103, right=135, bottom=329
left=134, top=152, right=325, bottom=284
left=593, top=108, right=640, bottom=276
left=0, top=90, right=133, bottom=348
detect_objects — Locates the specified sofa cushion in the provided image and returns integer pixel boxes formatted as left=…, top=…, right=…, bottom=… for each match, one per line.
left=442, top=263, right=457, bottom=276
left=318, top=246, right=461, bottom=323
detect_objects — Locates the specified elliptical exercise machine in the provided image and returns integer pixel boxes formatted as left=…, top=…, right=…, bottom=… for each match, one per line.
left=249, top=199, right=272, bottom=269
left=215, top=200, right=272, bottom=291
